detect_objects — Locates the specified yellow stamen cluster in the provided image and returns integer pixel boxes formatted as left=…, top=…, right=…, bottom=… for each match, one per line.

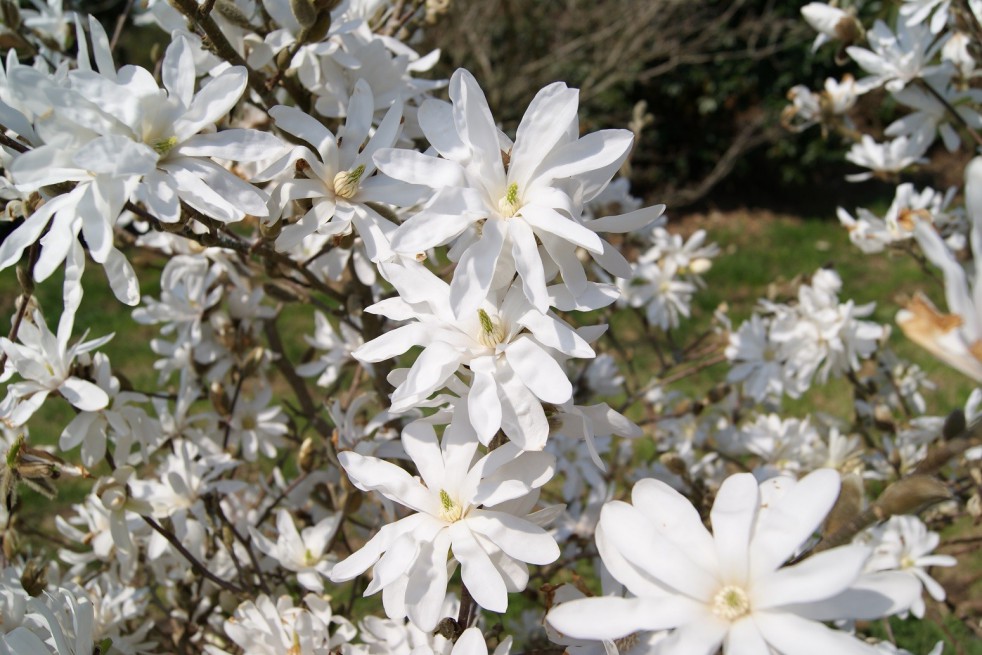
left=498, top=182, right=521, bottom=218
left=439, top=489, right=464, bottom=523
left=711, top=585, right=751, bottom=622
left=477, top=309, right=506, bottom=348
left=334, top=164, right=366, bottom=199
left=152, top=136, right=179, bottom=156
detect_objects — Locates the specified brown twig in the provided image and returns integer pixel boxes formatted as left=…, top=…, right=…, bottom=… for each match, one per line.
left=141, top=515, right=247, bottom=594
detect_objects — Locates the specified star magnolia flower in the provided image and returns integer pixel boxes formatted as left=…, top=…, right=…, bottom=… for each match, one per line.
left=354, top=260, right=595, bottom=449
left=374, top=68, right=639, bottom=317
left=546, top=469, right=920, bottom=655
left=331, top=419, right=560, bottom=631
left=846, top=19, right=948, bottom=93
left=0, top=305, right=112, bottom=427
left=249, top=509, right=340, bottom=593
left=258, top=79, right=419, bottom=260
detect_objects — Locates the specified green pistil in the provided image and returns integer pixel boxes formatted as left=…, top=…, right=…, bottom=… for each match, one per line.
left=439, top=489, right=454, bottom=511
left=153, top=136, right=179, bottom=155
left=478, top=309, right=494, bottom=335
left=505, top=182, right=518, bottom=206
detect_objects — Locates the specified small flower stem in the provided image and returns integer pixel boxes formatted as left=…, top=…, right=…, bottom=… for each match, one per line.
left=456, top=582, right=477, bottom=634
left=167, top=0, right=279, bottom=110
left=140, top=514, right=247, bottom=594
left=916, top=78, right=982, bottom=150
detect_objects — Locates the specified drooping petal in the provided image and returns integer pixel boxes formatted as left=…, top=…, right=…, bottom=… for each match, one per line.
left=338, top=451, right=436, bottom=514
left=465, top=510, right=558, bottom=565
left=750, top=469, right=840, bottom=578
left=504, top=336, right=572, bottom=404
left=450, top=521, right=508, bottom=612
left=754, top=611, right=880, bottom=655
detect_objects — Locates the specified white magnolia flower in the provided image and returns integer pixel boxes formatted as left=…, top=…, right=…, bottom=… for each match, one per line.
left=885, top=74, right=982, bottom=152
left=546, top=470, right=920, bottom=655
left=331, top=419, right=559, bottom=630
left=838, top=183, right=959, bottom=254
left=250, top=509, right=340, bottom=593
left=847, top=19, right=948, bottom=93
left=222, top=594, right=355, bottom=655
left=0, top=304, right=111, bottom=427
left=296, top=311, right=364, bottom=388
left=354, top=261, right=595, bottom=449
left=863, top=515, right=956, bottom=618
left=845, top=133, right=931, bottom=182
left=942, top=31, right=975, bottom=78
left=374, top=68, right=658, bottom=316
left=259, top=79, right=417, bottom=260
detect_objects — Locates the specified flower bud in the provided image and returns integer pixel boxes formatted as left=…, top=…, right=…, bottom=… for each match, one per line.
left=215, top=0, right=254, bottom=28
left=333, top=164, right=365, bottom=199
left=290, top=0, right=317, bottom=28
left=299, top=436, right=316, bottom=472
left=823, top=472, right=862, bottom=538
left=659, top=452, right=687, bottom=477
left=873, top=475, right=951, bottom=520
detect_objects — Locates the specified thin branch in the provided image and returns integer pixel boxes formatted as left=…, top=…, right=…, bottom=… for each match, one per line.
left=141, top=515, right=247, bottom=594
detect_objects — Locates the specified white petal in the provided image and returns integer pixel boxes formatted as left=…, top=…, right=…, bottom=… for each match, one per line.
left=711, top=473, right=759, bottom=584
left=450, top=219, right=506, bottom=319
left=754, top=545, right=870, bottom=610
left=750, top=469, right=840, bottom=578
left=60, top=377, right=110, bottom=411
left=450, top=521, right=508, bottom=612
left=177, top=129, right=284, bottom=161
left=547, top=596, right=704, bottom=641
left=338, top=451, right=435, bottom=514
left=504, top=337, right=572, bottom=404
left=754, top=611, right=880, bottom=655
left=465, top=510, right=558, bottom=565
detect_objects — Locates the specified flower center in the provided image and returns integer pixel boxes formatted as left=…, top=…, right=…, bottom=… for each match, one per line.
left=711, top=585, right=751, bottom=622
left=438, top=489, right=465, bottom=523
left=477, top=309, right=506, bottom=348
left=333, top=164, right=365, bottom=200
left=152, top=136, right=179, bottom=156
left=498, top=182, right=521, bottom=218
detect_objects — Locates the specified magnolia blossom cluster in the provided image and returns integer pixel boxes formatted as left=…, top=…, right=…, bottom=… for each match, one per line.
left=792, top=2, right=982, bottom=382
left=0, top=1, right=971, bottom=655
left=726, top=267, right=888, bottom=402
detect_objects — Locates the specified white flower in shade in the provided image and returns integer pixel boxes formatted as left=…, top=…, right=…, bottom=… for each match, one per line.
left=845, top=133, right=931, bottom=182
left=942, top=31, right=975, bottom=78
left=295, top=311, right=363, bottom=388
left=258, top=79, right=418, bottom=260
left=726, top=314, right=797, bottom=401
left=863, top=515, right=956, bottom=618
left=847, top=19, right=948, bottom=93
left=226, top=385, right=289, bottom=461
left=222, top=593, right=355, bottom=655
left=838, top=183, right=959, bottom=254
left=374, top=68, right=655, bottom=317
left=354, top=260, right=595, bottom=450
left=901, top=0, right=952, bottom=34
left=546, top=470, right=920, bottom=655
left=250, top=509, right=340, bottom=593
left=886, top=74, right=982, bottom=152
left=331, top=419, right=559, bottom=631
